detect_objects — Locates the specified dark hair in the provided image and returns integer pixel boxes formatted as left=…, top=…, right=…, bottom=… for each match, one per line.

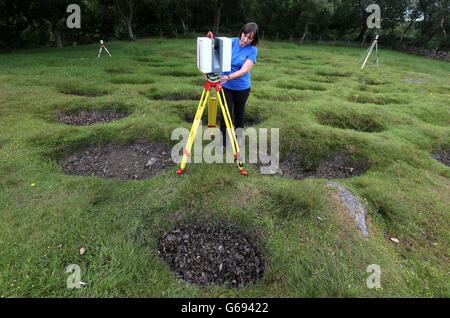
left=239, top=22, right=259, bottom=46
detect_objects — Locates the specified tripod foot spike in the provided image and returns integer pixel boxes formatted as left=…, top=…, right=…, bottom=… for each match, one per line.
left=176, top=168, right=184, bottom=175
left=240, top=169, right=248, bottom=176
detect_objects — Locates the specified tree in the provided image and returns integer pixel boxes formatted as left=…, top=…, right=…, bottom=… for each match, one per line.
left=31, top=0, right=74, bottom=48
left=115, top=0, right=136, bottom=41
left=414, top=0, right=450, bottom=49
left=0, top=0, right=31, bottom=50
left=213, top=0, right=224, bottom=34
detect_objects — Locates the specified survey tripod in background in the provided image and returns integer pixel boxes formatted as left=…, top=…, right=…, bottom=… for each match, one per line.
left=97, top=40, right=112, bottom=59
left=360, top=34, right=380, bottom=70
left=176, top=32, right=247, bottom=176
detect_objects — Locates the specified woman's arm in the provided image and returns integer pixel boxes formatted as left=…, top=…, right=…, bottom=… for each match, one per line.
left=220, top=59, right=255, bottom=83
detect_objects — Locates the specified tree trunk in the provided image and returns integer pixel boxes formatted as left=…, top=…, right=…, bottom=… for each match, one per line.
left=52, top=22, right=63, bottom=48
left=300, top=22, right=309, bottom=44
left=0, top=40, right=12, bottom=52
left=360, top=28, right=369, bottom=48
left=422, top=31, right=436, bottom=49
left=357, top=24, right=367, bottom=47
left=400, top=19, right=417, bottom=44
left=181, top=19, right=187, bottom=35
left=127, top=0, right=135, bottom=41
left=127, top=17, right=135, bottom=41
left=213, top=1, right=223, bottom=34
left=116, top=0, right=135, bottom=41
left=405, top=19, right=417, bottom=33
left=213, top=10, right=221, bottom=34
left=441, top=17, right=448, bottom=38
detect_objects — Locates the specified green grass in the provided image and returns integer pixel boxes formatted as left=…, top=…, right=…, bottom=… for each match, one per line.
left=0, top=38, right=449, bottom=297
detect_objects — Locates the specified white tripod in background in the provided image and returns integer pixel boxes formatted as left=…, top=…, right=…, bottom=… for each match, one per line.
left=360, top=34, right=379, bottom=70
left=97, top=40, right=112, bottom=59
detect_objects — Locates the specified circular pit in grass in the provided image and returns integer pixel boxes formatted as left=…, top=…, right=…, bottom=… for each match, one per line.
left=145, top=90, right=199, bottom=101
left=433, top=148, right=450, bottom=167
left=57, top=110, right=129, bottom=126
left=158, top=224, right=265, bottom=288
left=257, top=152, right=370, bottom=179
left=316, top=112, right=384, bottom=133
left=62, top=141, right=175, bottom=180
left=58, top=84, right=108, bottom=97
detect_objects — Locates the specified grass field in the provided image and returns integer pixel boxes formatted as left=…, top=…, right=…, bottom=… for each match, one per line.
left=0, top=38, right=449, bottom=297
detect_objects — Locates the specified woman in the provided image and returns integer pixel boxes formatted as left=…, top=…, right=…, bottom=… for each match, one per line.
left=219, top=22, right=259, bottom=147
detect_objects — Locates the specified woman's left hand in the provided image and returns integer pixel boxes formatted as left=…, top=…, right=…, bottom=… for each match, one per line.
left=220, top=75, right=230, bottom=83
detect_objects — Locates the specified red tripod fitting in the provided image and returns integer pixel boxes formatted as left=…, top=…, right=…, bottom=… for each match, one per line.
left=204, top=81, right=223, bottom=91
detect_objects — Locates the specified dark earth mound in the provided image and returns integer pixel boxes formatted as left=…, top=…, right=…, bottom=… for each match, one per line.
left=158, top=70, right=198, bottom=77
left=57, top=110, right=129, bottom=125
left=244, top=113, right=263, bottom=127
left=402, top=78, right=425, bottom=84
left=62, top=141, right=175, bottom=180
left=182, top=111, right=203, bottom=124
left=134, top=56, right=151, bottom=62
left=58, top=85, right=108, bottom=97
left=109, top=77, right=155, bottom=85
left=348, top=93, right=405, bottom=105
left=104, top=67, right=133, bottom=74
left=158, top=224, right=265, bottom=288
left=257, top=152, right=370, bottom=179
left=434, top=149, right=450, bottom=167
left=360, top=79, right=389, bottom=85
left=148, top=92, right=199, bottom=101
left=316, top=112, right=384, bottom=133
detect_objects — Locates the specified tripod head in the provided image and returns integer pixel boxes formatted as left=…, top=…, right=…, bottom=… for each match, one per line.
left=206, top=73, right=220, bottom=83
left=98, top=39, right=111, bottom=58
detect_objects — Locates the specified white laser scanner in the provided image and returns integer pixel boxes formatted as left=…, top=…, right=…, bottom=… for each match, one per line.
left=197, top=37, right=231, bottom=74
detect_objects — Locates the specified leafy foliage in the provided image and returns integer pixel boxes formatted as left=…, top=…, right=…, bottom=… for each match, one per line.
left=0, top=0, right=448, bottom=50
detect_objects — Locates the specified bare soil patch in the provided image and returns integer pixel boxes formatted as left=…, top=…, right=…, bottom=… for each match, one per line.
left=158, top=224, right=265, bottom=287
left=62, top=141, right=175, bottom=180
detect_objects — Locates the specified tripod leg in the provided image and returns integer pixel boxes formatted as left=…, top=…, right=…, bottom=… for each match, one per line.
left=361, top=41, right=376, bottom=70
left=375, top=43, right=379, bottom=69
left=216, top=89, right=237, bottom=156
left=177, top=89, right=209, bottom=174
left=104, top=47, right=112, bottom=57
left=358, top=45, right=372, bottom=64
left=217, top=89, right=247, bottom=176
left=97, top=47, right=103, bottom=59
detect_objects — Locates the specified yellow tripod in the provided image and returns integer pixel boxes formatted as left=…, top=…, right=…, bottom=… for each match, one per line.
left=176, top=78, right=247, bottom=176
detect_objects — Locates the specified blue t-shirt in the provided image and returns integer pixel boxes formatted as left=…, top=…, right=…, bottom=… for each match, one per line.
left=221, top=37, right=258, bottom=91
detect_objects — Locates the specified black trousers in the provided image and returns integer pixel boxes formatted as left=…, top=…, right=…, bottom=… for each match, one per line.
left=219, top=87, right=251, bottom=146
